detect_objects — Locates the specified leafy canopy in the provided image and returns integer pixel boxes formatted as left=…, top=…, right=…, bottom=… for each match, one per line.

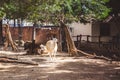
left=28, top=0, right=111, bottom=24
left=0, top=0, right=111, bottom=24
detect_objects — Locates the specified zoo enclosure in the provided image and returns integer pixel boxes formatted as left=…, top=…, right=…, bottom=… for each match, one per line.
left=73, top=34, right=120, bottom=50
left=2, top=26, right=62, bottom=51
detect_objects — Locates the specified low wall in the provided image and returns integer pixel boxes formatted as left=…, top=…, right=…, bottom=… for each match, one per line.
left=3, top=27, right=60, bottom=45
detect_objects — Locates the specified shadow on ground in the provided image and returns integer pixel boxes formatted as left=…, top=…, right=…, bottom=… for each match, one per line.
left=0, top=52, right=120, bottom=80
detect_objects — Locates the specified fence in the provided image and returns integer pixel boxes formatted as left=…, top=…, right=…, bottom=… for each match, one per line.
left=73, top=34, right=120, bottom=49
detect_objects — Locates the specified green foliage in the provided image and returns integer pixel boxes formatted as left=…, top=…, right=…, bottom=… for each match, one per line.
left=79, top=0, right=111, bottom=23
left=0, top=10, right=5, bottom=19
left=3, top=3, right=18, bottom=19
left=35, top=0, right=110, bottom=24
left=0, top=0, right=111, bottom=24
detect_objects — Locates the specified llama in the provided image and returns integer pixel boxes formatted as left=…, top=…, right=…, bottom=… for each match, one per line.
left=40, top=38, right=58, bottom=60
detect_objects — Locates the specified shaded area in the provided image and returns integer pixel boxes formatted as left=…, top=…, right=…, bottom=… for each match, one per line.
left=0, top=53, right=120, bottom=80
left=75, top=41, right=120, bottom=61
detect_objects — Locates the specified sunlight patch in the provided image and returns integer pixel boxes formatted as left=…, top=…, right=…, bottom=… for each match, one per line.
left=114, top=67, right=120, bottom=69
left=47, top=70, right=73, bottom=73
left=0, top=69, right=9, bottom=72
left=0, top=51, right=26, bottom=55
left=0, top=63, right=15, bottom=68
left=13, top=74, right=28, bottom=78
left=38, top=63, right=58, bottom=68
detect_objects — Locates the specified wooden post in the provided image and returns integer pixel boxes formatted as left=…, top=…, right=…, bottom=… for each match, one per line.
left=18, top=18, right=22, bottom=46
left=32, top=40, right=35, bottom=54
left=59, top=27, right=62, bottom=52
left=87, top=35, right=90, bottom=43
left=31, top=22, right=36, bottom=54
left=76, top=35, right=79, bottom=48
left=98, top=36, right=101, bottom=47
left=78, top=35, right=82, bottom=48
left=79, top=35, right=82, bottom=44
left=77, top=35, right=79, bottom=42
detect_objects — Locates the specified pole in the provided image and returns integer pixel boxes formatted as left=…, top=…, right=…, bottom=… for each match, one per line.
left=18, top=18, right=22, bottom=46
left=31, top=22, right=37, bottom=54
left=0, top=20, right=3, bottom=45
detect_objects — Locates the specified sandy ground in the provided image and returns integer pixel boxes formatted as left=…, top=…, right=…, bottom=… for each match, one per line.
left=0, top=50, right=120, bottom=80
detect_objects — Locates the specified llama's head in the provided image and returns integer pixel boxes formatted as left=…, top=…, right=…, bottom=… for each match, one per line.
left=52, top=38, right=58, bottom=43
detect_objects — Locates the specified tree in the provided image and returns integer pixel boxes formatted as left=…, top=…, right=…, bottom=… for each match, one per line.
left=3, top=24, right=18, bottom=51
left=0, top=0, right=40, bottom=50
left=0, top=0, right=111, bottom=55
left=0, top=0, right=7, bottom=44
left=27, top=0, right=110, bottom=56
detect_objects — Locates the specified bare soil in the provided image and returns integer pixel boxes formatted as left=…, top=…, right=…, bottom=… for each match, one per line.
left=0, top=50, right=120, bottom=80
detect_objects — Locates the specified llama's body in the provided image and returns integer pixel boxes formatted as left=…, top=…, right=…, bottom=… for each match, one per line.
left=40, top=38, right=58, bottom=60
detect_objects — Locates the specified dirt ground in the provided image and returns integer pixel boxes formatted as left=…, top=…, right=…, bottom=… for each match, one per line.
left=0, top=50, right=120, bottom=80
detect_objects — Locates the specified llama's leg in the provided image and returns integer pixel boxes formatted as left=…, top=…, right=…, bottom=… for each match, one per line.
left=51, top=52, right=54, bottom=61
left=53, top=51, right=57, bottom=61
left=48, top=52, right=52, bottom=61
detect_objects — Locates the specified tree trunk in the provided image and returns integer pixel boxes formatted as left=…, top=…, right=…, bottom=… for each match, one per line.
left=60, top=21, right=95, bottom=56
left=31, top=22, right=36, bottom=54
left=0, top=20, right=3, bottom=45
left=60, top=21, right=78, bottom=56
left=60, top=22, right=114, bottom=59
left=3, top=24, right=18, bottom=51
left=13, top=19, right=16, bottom=27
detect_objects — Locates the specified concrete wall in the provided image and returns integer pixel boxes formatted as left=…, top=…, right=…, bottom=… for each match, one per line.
left=3, top=27, right=60, bottom=44
left=69, top=21, right=120, bottom=42
left=69, top=22, right=92, bottom=41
